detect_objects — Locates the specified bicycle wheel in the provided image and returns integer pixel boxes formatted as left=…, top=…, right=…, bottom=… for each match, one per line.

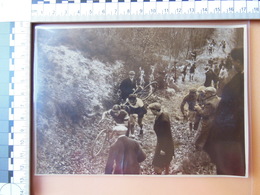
left=91, top=129, right=108, bottom=157
left=136, top=81, right=158, bottom=100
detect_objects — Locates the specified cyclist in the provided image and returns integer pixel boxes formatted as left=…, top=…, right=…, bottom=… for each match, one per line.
left=125, top=94, right=147, bottom=137
left=193, top=86, right=206, bottom=131
left=180, top=88, right=198, bottom=131
left=100, top=104, right=129, bottom=136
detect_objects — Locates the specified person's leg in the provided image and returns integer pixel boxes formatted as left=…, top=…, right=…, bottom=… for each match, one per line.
left=137, top=115, right=144, bottom=136
left=153, top=166, right=163, bottom=175
left=165, top=165, right=170, bottom=175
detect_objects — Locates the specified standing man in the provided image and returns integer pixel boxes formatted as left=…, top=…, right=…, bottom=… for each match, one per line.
left=148, top=103, right=174, bottom=175
left=194, top=87, right=220, bottom=150
left=181, top=64, right=188, bottom=82
left=120, top=71, right=137, bottom=101
left=105, top=135, right=146, bottom=174
left=189, top=62, right=196, bottom=81
left=204, top=67, right=218, bottom=87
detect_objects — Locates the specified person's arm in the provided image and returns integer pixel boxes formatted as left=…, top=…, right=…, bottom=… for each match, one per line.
left=195, top=103, right=214, bottom=117
left=136, top=143, right=146, bottom=163
left=180, top=97, right=187, bottom=115
left=100, top=110, right=111, bottom=122
left=123, top=111, right=130, bottom=121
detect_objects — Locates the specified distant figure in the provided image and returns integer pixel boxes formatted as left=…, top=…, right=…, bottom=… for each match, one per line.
left=105, top=135, right=146, bottom=174
left=189, top=62, right=196, bottom=81
left=181, top=64, right=188, bottom=82
left=120, top=71, right=137, bottom=101
left=204, top=67, right=218, bottom=88
left=148, top=102, right=174, bottom=175
left=217, top=66, right=229, bottom=96
left=180, top=88, right=198, bottom=131
left=190, top=50, right=197, bottom=61
left=220, top=40, right=226, bottom=53
left=225, top=54, right=233, bottom=71
left=204, top=48, right=246, bottom=176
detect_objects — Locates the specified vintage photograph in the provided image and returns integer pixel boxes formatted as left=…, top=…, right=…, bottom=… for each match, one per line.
left=33, top=23, right=248, bottom=176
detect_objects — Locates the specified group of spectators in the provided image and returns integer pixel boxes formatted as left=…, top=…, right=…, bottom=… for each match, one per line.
left=102, top=47, right=246, bottom=176
left=204, top=53, right=237, bottom=96
left=181, top=47, right=245, bottom=176
left=208, top=39, right=226, bottom=55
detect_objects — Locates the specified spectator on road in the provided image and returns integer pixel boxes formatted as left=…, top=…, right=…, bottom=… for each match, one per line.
left=148, top=102, right=174, bottom=175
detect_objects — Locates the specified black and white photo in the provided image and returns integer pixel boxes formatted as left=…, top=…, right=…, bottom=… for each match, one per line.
left=33, top=24, right=248, bottom=176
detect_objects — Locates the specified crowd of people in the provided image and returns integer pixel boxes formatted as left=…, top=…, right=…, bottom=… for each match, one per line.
left=101, top=47, right=246, bottom=176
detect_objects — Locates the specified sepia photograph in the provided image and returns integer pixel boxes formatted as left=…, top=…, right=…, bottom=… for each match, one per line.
left=32, top=23, right=248, bottom=176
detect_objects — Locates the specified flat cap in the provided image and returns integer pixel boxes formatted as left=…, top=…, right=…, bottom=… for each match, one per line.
left=205, top=87, right=216, bottom=94
left=148, top=102, right=161, bottom=111
left=129, top=71, right=135, bottom=75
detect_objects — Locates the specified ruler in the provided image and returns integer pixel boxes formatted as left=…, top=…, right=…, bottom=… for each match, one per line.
left=0, top=22, right=30, bottom=195
left=31, top=0, right=260, bottom=21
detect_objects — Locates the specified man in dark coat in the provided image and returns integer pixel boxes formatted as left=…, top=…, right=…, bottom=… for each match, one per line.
left=119, top=71, right=137, bottom=101
left=148, top=102, right=174, bottom=175
left=105, top=135, right=146, bottom=174
left=203, top=48, right=246, bottom=176
left=204, top=67, right=218, bottom=87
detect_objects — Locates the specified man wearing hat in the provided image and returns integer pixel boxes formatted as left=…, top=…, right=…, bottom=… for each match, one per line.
left=119, top=71, right=137, bottom=101
left=194, top=87, right=220, bottom=150
left=148, top=102, right=174, bottom=175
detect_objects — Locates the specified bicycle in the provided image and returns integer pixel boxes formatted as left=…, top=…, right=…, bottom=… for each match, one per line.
left=133, top=80, right=158, bottom=101
left=91, top=81, right=157, bottom=158
left=90, top=118, right=128, bottom=158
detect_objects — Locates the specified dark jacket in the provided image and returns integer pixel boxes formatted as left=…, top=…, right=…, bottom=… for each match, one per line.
left=180, top=93, right=197, bottom=114
left=204, top=69, right=218, bottom=87
left=105, top=136, right=146, bottom=174
left=204, top=72, right=245, bottom=176
left=120, top=78, right=137, bottom=100
left=152, top=112, right=174, bottom=168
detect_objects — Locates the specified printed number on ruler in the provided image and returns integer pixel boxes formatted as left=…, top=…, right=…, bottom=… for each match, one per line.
left=31, top=0, right=260, bottom=20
